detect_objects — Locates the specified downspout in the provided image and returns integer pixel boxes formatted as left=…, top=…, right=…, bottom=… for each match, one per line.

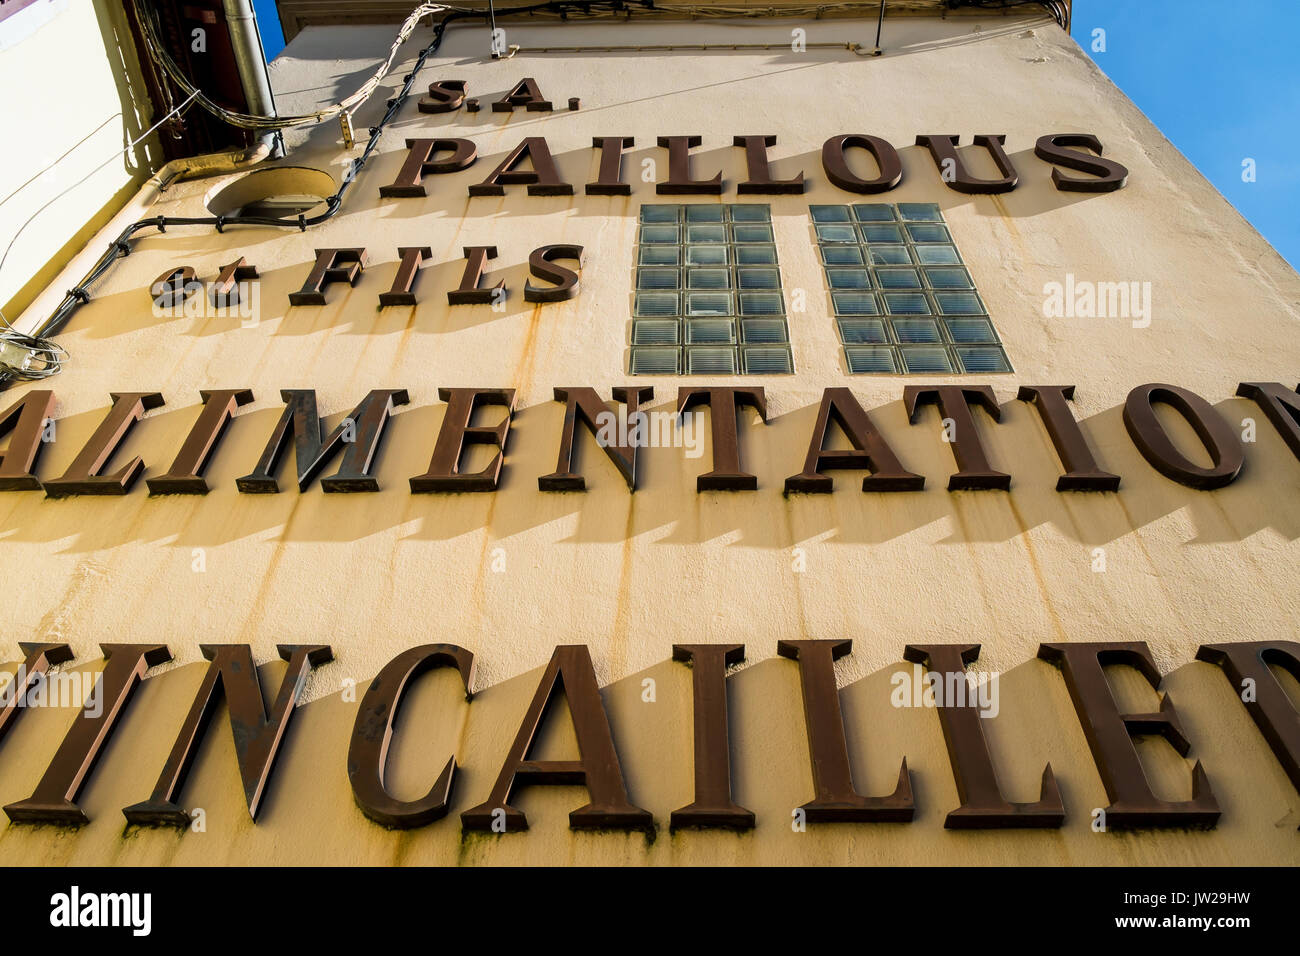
left=222, top=0, right=284, bottom=159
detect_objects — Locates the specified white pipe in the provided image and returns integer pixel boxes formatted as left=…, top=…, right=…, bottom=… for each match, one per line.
left=221, top=0, right=282, bottom=157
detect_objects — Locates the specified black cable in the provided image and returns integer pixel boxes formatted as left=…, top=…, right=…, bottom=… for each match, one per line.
left=6, top=0, right=1060, bottom=389
left=2, top=1, right=646, bottom=389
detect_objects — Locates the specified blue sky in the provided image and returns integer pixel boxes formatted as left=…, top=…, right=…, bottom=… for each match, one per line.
left=254, top=1, right=285, bottom=60
left=1071, top=1, right=1300, bottom=269
left=251, top=2, right=1297, bottom=269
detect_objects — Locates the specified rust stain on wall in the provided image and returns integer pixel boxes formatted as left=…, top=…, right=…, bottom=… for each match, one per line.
left=1006, top=496, right=1067, bottom=641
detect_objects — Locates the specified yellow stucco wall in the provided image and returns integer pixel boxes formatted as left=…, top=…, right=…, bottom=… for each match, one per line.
left=0, top=14, right=1296, bottom=865
left=0, top=0, right=159, bottom=323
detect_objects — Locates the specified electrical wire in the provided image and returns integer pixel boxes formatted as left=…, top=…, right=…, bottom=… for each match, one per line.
left=130, top=0, right=455, bottom=131
left=1, top=0, right=1065, bottom=388
left=1, top=1, right=648, bottom=391
left=0, top=321, right=66, bottom=382
left=139, top=0, right=1064, bottom=132
left=0, top=91, right=199, bottom=384
left=0, top=91, right=198, bottom=285
left=0, top=114, right=125, bottom=216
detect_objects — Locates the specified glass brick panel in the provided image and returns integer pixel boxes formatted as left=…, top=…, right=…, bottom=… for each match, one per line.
left=898, top=202, right=943, bottom=221
left=845, top=346, right=899, bottom=373
left=739, top=293, right=784, bottom=316
left=837, top=318, right=889, bottom=344
left=906, top=223, right=951, bottom=243
left=899, top=346, right=955, bottom=373
left=868, top=246, right=912, bottom=265
left=810, top=202, right=1009, bottom=375
left=733, top=223, right=774, bottom=243
left=640, top=224, right=679, bottom=243
left=831, top=292, right=881, bottom=315
left=640, top=246, right=680, bottom=265
left=915, top=245, right=961, bottom=265
left=956, top=346, right=1012, bottom=373
left=629, top=347, right=680, bottom=374
left=640, top=205, right=680, bottom=223
left=687, top=268, right=731, bottom=290
left=875, top=268, right=923, bottom=289
left=933, top=291, right=985, bottom=315
left=685, top=245, right=728, bottom=265
left=685, top=205, right=725, bottom=222
left=741, top=319, right=789, bottom=343
left=737, top=267, right=780, bottom=290
left=810, top=204, right=852, bottom=222
left=743, top=346, right=793, bottom=374
left=685, top=292, right=732, bottom=316
left=923, top=266, right=973, bottom=289
left=635, top=292, right=679, bottom=316
left=827, top=269, right=872, bottom=289
left=884, top=293, right=932, bottom=315
left=822, top=245, right=866, bottom=265
left=637, top=268, right=679, bottom=290
left=944, top=317, right=998, bottom=344
left=687, top=223, right=727, bottom=243
left=816, top=223, right=858, bottom=243
left=852, top=204, right=896, bottom=222
left=632, top=320, right=680, bottom=345
left=632, top=204, right=789, bottom=375
left=861, top=224, right=905, bottom=243
left=734, top=245, right=777, bottom=265
left=685, top=347, right=738, bottom=375
left=892, top=318, right=942, bottom=344
left=686, top=318, right=736, bottom=344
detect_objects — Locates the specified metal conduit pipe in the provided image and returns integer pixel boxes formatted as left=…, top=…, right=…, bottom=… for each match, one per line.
left=222, top=0, right=284, bottom=157
left=4, top=1, right=671, bottom=388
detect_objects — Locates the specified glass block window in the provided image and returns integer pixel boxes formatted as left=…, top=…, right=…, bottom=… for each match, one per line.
left=809, top=203, right=1011, bottom=375
left=630, top=204, right=792, bottom=375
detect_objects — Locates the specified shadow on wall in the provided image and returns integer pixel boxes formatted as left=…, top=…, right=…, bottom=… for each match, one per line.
left=3, top=25, right=1286, bottom=555
left=0, top=388, right=1296, bottom=554
left=0, top=0, right=160, bottom=320
left=348, top=130, right=1100, bottom=224
left=270, top=13, right=1092, bottom=208
left=89, top=0, right=160, bottom=177
left=0, top=641, right=1290, bottom=865
left=96, top=134, right=1106, bottom=344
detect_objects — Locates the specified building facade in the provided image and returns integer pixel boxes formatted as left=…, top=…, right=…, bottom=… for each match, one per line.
left=1, top=2, right=1298, bottom=865
left=0, top=0, right=159, bottom=322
